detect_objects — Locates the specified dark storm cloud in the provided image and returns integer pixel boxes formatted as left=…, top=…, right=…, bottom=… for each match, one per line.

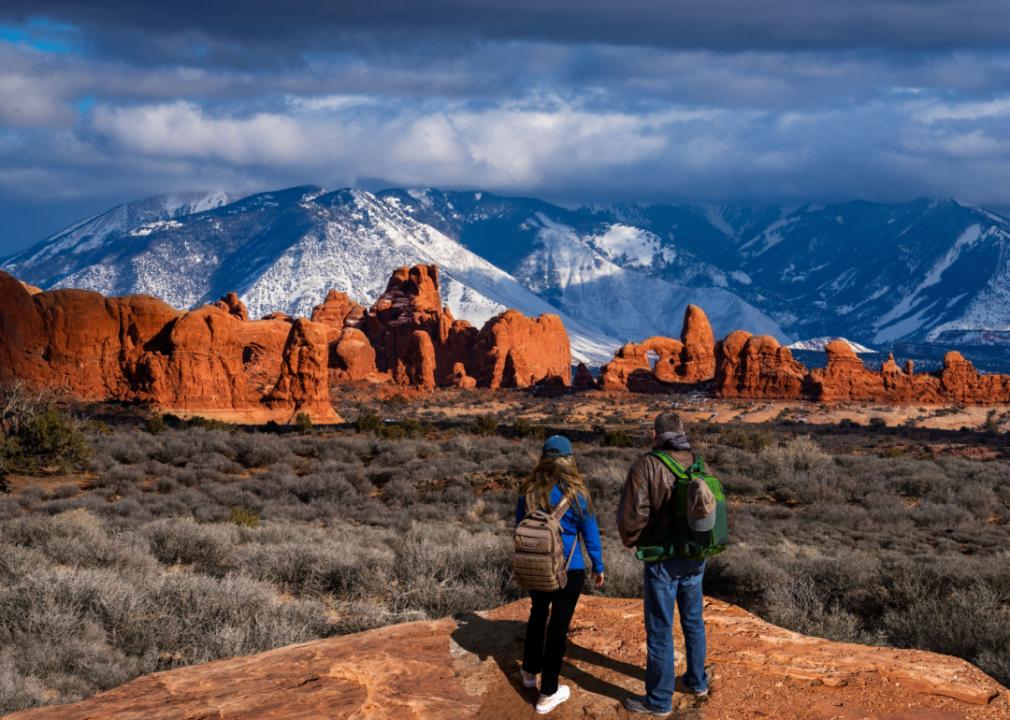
left=4, top=1, right=1010, bottom=254
left=4, top=0, right=1010, bottom=57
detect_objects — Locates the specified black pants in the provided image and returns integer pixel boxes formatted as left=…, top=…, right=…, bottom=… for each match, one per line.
left=522, top=570, right=585, bottom=695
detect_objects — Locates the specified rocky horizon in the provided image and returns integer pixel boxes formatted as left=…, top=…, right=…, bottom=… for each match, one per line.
left=4, top=262, right=1010, bottom=422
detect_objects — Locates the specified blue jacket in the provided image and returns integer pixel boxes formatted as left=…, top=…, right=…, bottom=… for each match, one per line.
left=515, top=485, right=605, bottom=574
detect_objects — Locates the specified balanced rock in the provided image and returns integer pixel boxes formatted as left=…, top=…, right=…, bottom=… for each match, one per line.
left=444, top=361, right=477, bottom=389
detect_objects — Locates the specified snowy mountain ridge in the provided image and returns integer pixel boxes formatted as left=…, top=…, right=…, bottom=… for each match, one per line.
left=7, top=186, right=1010, bottom=364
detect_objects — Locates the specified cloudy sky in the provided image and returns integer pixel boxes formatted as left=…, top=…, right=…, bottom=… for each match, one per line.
left=3, top=1, right=1010, bottom=253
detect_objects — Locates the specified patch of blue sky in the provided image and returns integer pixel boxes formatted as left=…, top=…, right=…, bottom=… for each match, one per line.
left=0, top=17, right=80, bottom=54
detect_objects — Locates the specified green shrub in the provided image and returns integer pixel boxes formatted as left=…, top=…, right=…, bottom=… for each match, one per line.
left=510, top=417, right=545, bottom=440
left=229, top=506, right=260, bottom=529
left=601, top=428, right=635, bottom=447
left=144, top=415, right=167, bottom=434
left=294, top=413, right=313, bottom=434
left=0, top=388, right=91, bottom=474
left=470, top=414, right=498, bottom=436
left=868, top=416, right=888, bottom=429
left=379, top=418, right=427, bottom=439
left=354, top=408, right=383, bottom=434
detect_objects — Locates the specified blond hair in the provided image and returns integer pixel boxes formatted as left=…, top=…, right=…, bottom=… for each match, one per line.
left=519, top=454, right=594, bottom=515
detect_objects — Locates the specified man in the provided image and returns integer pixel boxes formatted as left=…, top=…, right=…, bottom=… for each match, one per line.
left=617, top=412, right=712, bottom=717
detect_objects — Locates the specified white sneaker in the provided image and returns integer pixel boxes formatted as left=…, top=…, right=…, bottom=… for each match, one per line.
left=520, top=669, right=539, bottom=688
left=536, top=684, right=571, bottom=714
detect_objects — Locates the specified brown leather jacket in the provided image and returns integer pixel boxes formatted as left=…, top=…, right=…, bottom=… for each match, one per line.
left=616, top=449, right=695, bottom=548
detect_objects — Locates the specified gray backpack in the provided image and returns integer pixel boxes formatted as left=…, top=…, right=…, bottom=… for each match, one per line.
left=513, top=493, right=578, bottom=592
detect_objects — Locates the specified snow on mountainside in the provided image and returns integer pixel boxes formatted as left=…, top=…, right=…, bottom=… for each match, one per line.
left=5, top=191, right=232, bottom=275
left=788, top=337, right=877, bottom=354
left=376, top=189, right=788, bottom=343
left=8, top=186, right=1010, bottom=361
left=3, top=187, right=617, bottom=363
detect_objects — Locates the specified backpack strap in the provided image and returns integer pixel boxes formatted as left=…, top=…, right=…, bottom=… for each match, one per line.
left=523, top=492, right=536, bottom=518
left=650, top=449, right=689, bottom=478
left=549, top=495, right=571, bottom=520
left=552, top=495, right=578, bottom=573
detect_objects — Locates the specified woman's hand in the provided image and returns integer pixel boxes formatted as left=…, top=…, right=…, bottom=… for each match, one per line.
left=593, top=572, right=606, bottom=589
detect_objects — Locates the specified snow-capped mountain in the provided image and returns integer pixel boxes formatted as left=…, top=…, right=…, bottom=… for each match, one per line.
left=3, top=187, right=619, bottom=363
left=7, top=186, right=1010, bottom=364
left=5, top=191, right=232, bottom=278
left=787, top=337, right=876, bottom=354
left=379, top=190, right=1010, bottom=350
left=375, top=189, right=785, bottom=341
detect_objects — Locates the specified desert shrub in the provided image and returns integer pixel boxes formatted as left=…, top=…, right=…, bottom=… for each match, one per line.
left=144, top=415, right=167, bottom=434
left=868, top=416, right=888, bottom=429
left=354, top=408, right=383, bottom=434
left=601, top=428, right=635, bottom=447
left=510, top=417, right=546, bottom=440
left=294, top=413, right=313, bottom=434
left=392, top=526, right=515, bottom=618
left=470, top=414, right=499, bottom=436
left=0, top=386, right=91, bottom=475
left=143, top=519, right=237, bottom=576
left=229, top=506, right=260, bottom=528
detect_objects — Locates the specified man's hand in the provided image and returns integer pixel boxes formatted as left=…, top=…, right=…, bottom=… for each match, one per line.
left=593, top=572, right=606, bottom=589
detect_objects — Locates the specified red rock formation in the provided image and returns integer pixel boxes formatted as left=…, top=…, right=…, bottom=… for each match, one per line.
left=363, top=264, right=471, bottom=387
left=469, top=309, right=571, bottom=389
left=444, top=361, right=477, bottom=389
left=600, top=305, right=716, bottom=391
left=265, top=318, right=340, bottom=421
left=330, top=327, right=384, bottom=383
left=8, top=596, right=1006, bottom=720
left=0, top=272, right=181, bottom=399
left=213, top=292, right=248, bottom=321
left=133, top=307, right=338, bottom=422
left=0, top=272, right=338, bottom=423
left=714, top=331, right=808, bottom=398
left=679, top=303, right=716, bottom=382
left=310, top=289, right=364, bottom=332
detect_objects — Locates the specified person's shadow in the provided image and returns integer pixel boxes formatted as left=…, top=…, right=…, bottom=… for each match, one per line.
left=450, top=611, right=644, bottom=707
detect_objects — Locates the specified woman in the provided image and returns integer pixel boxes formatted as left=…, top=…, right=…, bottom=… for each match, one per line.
left=516, top=434, right=605, bottom=714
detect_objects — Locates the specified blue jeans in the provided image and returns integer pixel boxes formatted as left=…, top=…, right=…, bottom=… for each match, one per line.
left=643, top=559, right=707, bottom=711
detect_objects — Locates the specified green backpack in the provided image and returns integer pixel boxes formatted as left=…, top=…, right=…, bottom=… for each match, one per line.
left=635, top=450, right=729, bottom=563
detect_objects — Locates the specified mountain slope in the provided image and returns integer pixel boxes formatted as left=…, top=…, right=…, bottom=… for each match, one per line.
left=9, top=186, right=1010, bottom=360
left=380, top=190, right=1010, bottom=349
left=3, top=187, right=618, bottom=363
left=376, top=189, right=786, bottom=341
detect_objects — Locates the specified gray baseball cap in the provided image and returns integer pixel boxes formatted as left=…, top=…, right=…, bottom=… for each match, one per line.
left=687, top=479, right=717, bottom=532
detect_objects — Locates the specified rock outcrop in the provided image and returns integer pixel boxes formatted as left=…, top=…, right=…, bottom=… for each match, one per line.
left=0, top=264, right=577, bottom=419
left=715, top=331, right=809, bottom=399
left=468, top=309, right=571, bottom=389
left=600, top=305, right=716, bottom=391
left=363, top=265, right=479, bottom=388
left=9, top=596, right=1005, bottom=720
left=0, top=271, right=338, bottom=423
